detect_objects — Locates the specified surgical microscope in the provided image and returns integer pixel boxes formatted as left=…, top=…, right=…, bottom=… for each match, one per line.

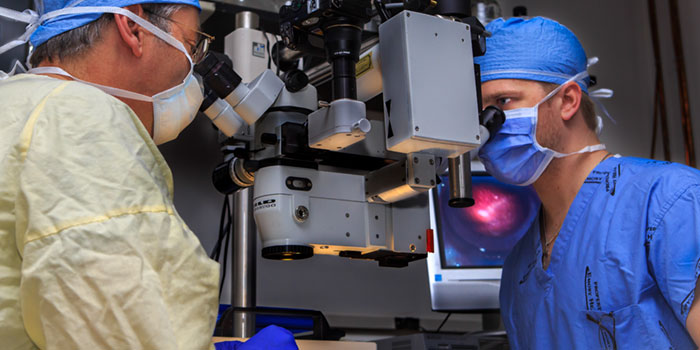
left=196, top=0, right=505, bottom=338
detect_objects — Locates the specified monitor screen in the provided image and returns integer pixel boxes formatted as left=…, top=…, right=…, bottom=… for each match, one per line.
left=435, top=173, right=540, bottom=269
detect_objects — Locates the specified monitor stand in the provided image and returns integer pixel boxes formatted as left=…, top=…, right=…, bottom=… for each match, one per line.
left=374, top=312, right=507, bottom=350
left=374, top=331, right=509, bottom=350
left=482, top=312, right=501, bottom=331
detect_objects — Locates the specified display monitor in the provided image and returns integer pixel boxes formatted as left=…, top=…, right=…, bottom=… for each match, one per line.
left=427, top=162, right=540, bottom=312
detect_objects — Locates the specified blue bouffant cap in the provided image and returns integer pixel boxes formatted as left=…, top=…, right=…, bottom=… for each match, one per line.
left=30, top=0, right=201, bottom=48
left=474, top=17, right=591, bottom=93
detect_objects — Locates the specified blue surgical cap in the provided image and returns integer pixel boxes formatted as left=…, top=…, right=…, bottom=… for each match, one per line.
left=30, top=0, right=201, bottom=48
left=474, top=17, right=591, bottom=93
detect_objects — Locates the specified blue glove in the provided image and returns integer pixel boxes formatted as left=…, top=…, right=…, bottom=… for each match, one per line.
left=214, top=340, right=242, bottom=350
left=239, top=325, right=299, bottom=350
left=215, top=325, right=298, bottom=350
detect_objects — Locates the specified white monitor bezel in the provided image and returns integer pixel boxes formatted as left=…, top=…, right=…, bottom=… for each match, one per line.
left=426, top=161, right=510, bottom=312
left=427, top=188, right=503, bottom=282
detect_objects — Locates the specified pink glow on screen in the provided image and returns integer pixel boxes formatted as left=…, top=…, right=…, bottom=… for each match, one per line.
left=462, top=184, right=521, bottom=237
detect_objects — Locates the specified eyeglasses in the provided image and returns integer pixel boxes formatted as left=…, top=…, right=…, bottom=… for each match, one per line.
left=586, top=312, right=617, bottom=350
left=143, top=10, right=214, bottom=64
left=190, top=30, right=214, bottom=64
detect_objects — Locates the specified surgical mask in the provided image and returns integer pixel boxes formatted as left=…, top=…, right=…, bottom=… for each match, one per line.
left=478, top=69, right=606, bottom=186
left=0, top=6, right=203, bottom=145
left=30, top=65, right=203, bottom=145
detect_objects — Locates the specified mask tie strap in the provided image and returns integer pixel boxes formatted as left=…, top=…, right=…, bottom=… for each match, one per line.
left=0, top=60, right=27, bottom=80
left=535, top=69, right=591, bottom=109
left=586, top=57, right=617, bottom=128
left=589, top=88, right=616, bottom=129
left=0, top=8, right=39, bottom=56
left=0, top=5, right=194, bottom=72
left=39, top=6, right=192, bottom=63
left=29, top=66, right=154, bottom=102
left=551, top=144, right=607, bottom=159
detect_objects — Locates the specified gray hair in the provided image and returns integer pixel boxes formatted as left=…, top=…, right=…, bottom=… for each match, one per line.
left=29, top=3, right=184, bottom=66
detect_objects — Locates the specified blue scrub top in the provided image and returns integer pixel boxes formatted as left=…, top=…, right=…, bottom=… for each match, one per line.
left=500, top=156, right=700, bottom=349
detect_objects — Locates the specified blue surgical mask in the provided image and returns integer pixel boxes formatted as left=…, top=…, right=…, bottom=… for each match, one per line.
left=478, top=70, right=606, bottom=186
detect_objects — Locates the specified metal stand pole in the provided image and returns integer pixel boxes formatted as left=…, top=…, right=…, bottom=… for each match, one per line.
left=232, top=187, right=257, bottom=338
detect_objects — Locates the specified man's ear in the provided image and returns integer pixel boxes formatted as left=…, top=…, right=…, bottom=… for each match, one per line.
left=114, top=5, right=147, bottom=58
left=558, top=81, right=582, bottom=122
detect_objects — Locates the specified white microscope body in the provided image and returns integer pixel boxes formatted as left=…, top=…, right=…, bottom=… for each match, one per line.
left=198, top=7, right=484, bottom=267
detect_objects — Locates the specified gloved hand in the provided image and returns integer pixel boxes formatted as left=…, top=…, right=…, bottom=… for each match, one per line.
left=214, top=340, right=242, bottom=350
left=214, top=325, right=299, bottom=350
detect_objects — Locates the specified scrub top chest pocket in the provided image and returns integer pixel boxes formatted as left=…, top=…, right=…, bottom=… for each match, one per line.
left=580, top=304, right=676, bottom=350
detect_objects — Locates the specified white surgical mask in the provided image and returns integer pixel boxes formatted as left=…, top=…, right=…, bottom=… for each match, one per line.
left=31, top=65, right=204, bottom=145
left=1, top=6, right=204, bottom=145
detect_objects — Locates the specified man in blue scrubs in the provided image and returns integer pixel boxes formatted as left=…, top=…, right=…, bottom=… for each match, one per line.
left=475, top=17, right=700, bottom=348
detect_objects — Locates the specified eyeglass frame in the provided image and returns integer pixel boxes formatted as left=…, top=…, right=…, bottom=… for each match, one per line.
left=586, top=312, right=617, bottom=350
left=141, top=8, right=214, bottom=64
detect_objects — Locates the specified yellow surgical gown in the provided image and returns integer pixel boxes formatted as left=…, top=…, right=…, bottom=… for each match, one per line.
left=0, top=74, right=220, bottom=350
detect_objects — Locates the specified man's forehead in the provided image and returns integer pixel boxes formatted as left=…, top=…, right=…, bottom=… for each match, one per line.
left=482, top=79, right=544, bottom=98
left=166, top=6, right=201, bottom=45
left=171, top=5, right=201, bottom=29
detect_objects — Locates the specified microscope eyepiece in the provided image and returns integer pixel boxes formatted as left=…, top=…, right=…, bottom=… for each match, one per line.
left=195, top=52, right=243, bottom=99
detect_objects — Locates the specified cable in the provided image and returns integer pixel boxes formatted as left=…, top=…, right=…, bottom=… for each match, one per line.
left=436, top=312, right=452, bottom=333
left=210, top=194, right=234, bottom=299
left=210, top=194, right=230, bottom=260
left=373, top=0, right=390, bottom=22
left=261, top=27, right=272, bottom=70
left=218, top=201, right=233, bottom=298
left=274, top=34, right=281, bottom=77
